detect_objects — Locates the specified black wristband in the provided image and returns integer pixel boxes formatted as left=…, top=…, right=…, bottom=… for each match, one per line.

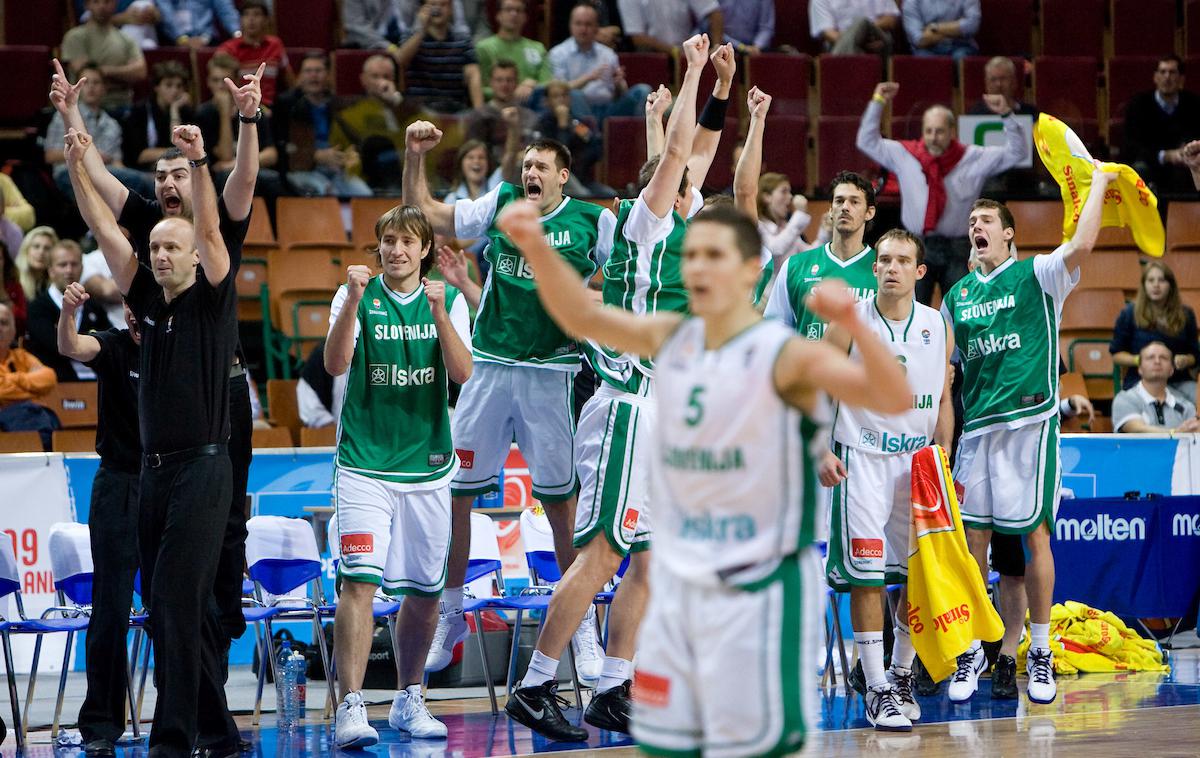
left=239, top=108, right=262, bottom=123
left=189, top=154, right=209, bottom=168
left=698, top=92, right=729, bottom=132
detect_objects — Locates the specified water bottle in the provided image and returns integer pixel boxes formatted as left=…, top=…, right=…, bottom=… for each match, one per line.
left=275, top=641, right=306, bottom=730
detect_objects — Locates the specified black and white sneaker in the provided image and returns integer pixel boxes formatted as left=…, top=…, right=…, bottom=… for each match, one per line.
left=505, top=682, right=588, bottom=742
left=947, top=646, right=986, bottom=703
left=864, top=685, right=913, bottom=732
left=584, top=680, right=631, bottom=733
left=1026, top=648, right=1057, bottom=704
left=888, top=666, right=921, bottom=721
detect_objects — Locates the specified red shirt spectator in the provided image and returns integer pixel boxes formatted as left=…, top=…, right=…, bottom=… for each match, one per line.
left=216, top=0, right=291, bottom=105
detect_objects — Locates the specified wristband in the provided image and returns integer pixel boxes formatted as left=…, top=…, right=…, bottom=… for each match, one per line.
left=872, top=93, right=886, bottom=105
left=239, top=108, right=263, bottom=123
left=698, top=92, right=729, bottom=132
left=189, top=154, right=210, bottom=168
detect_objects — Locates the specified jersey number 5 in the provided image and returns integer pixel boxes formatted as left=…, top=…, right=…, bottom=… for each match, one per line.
left=685, top=386, right=705, bottom=427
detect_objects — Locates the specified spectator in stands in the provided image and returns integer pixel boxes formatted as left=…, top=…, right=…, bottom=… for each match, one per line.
left=857, top=82, right=1023, bottom=304
left=73, top=0, right=162, bottom=49
left=465, top=60, right=540, bottom=166
left=298, top=340, right=345, bottom=427
left=393, top=0, right=484, bottom=114
left=1113, top=342, right=1200, bottom=433
left=123, top=60, right=195, bottom=172
left=716, top=0, right=773, bottom=54
left=442, top=139, right=500, bottom=262
left=557, top=0, right=625, bottom=49
left=1110, top=260, right=1198, bottom=401
left=809, top=0, right=899, bottom=56
left=343, top=0, right=489, bottom=50
left=0, top=174, right=35, bottom=260
left=195, top=53, right=284, bottom=200
left=618, top=0, right=723, bottom=54
left=756, top=173, right=823, bottom=261
left=62, top=0, right=148, bottom=113
left=1123, top=55, right=1200, bottom=195
left=476, top=0, right=551, bottom=104
left=549, top=3, right=652, bottom=123
left=216, top=0, right=291, bottom=107
left=26, top=240, right=113, bottom=382
left=80, top=243, right=128, bottom=327
left=159, top=0, right=241, bottom=48
left=967, top=56, right=1037, bottom=118
left=276, top=53, right=374, bottom=198
left=0, top=244, right=27, bottom=336
left=0, top=301, right=56, bottom=410
left=46, top=64, right=151, bottom=199
left=537, top=80, right=613, bottom=196
left=902, top=0, right=979, bottom=60
left=16, top=227, right=57, bottom=301
left=330, top=55, right=418, bottom=192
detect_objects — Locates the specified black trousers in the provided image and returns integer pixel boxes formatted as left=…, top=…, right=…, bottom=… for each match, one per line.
left=917, top=235, right=972, bottom=306
left=76, top=466, right=140, bottom=744
left=213, top=374, right=252, bottom=644
left=140, top=451, right=238, bottom=758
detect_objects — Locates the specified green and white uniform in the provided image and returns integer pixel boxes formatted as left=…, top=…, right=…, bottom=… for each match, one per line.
left=574, top=188, right=702, bottom=556
left=632, top=318, right=822, bottom=758
left=762, top=243, right=877, bottom=340
left=941, top=244, right=1079, bottom=534
left=329, top=276, right=471, bottom=595
left=449, top=182, right=607, bottom=500
left=826, top=298, right=947, bottom=589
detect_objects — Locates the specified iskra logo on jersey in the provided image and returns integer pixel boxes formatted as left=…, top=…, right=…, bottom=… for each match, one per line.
left=368, top=363, right=436, bottom=387
left=964, top=332, right=1021, bottom=361
left=859, top=428, right=928, bottom=453
left=496, top=251, right=535, bottom=279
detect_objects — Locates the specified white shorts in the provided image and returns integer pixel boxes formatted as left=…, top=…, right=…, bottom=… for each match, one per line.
left=631, top=547, right=822, bottom=758
left=826, top=444, right=913, bottom=589
left=574, top=383, right=654, bottom=556
left=333, top=468, right=451, bottom=596
left=954, top=416, right=1061, bottom=534
left=450, top=361, right=577, bottom=502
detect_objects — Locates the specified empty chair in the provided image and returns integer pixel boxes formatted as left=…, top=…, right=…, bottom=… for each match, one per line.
left=266, top=378, right=301, bottom=440
left=617, top=52, right=674, bottom=88
left=252, top=425, right=295, bottom=448
left=974, top=0, right=1034, bottom=57
left=1041, top=0, right=1104, bottom=59
left=300, top=425, right=337, bottom=446
left=1167, top=202, right=1200, bottom=252
left=698, top=118, right=741, bottom=192
left=603, top=117, right=648, bottom=194
left=0, top=431, right=43, bottom=453
left=888, top=56, right=955, bottom=126
left=773, top=0, right=824, bottom=56
left=762, top=117, right=810, bottom=194
left=273, top=0, right=338, bottom=49
left=0, top=46, right=51, bottom=131
left=1111, top=0, right=1177, bottom=57
left=817, top=117, right=878, bottom=188
left=1033, top=57, right=1100, bottom=145
left=333, top=49, right=377, bottom=97
left=745, top=54, right=812, bottom=118
left=1067, top=339, right=1119, bottom=400
left=2, top=1, right=64, bottom=47
left=818, top=55, right=883, bottom=117
left=1007, top=202, right=1067, bottom=252
left=52, top=429, right=98, bottom=452
left=1061, top=288, right=1127, bottom=333
left=275, top=197, right=352, bottom=252
left=37, top=381, right=99, bottom=428
left=1077, top=252, right=1145, bottom=292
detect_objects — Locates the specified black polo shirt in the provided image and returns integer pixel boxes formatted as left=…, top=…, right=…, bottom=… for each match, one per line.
left=125, top=225, right=244, bottom=454
left=84, top=328, right=141, bottom=472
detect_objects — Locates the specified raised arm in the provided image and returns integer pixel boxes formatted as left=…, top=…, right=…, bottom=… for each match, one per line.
left=734, top=87, right=770, bottom=220
left=325, top=267, right=368, bottom=376
left=686, top=42, right=734, bottom=192
left=56, top=282, right=103, bottom=363
left=64, top=130, right=139, bottom=294
left=172, top=125, right=230, bottom=286
left=644, top=34, right=708, bottom=218
left=855, top=82, right=905, bottom=168
left=403, top=121, right=457, bottom=235
left=1062, top=165, right=1119, bottom=270
left=644, top=85, right=671, bottom=160
left=50, top=58, right=130, bottom=215
left=221, top=62, right=266, bottom=221
left=497, top=200, right=681, bottom=356
left=1182, top=140, right=1200, bottom=190
left=435, top=244, right=482, bottom=310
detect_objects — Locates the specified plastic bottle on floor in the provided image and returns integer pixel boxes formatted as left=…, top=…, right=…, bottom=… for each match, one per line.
left=276, top=641, right=307, bottom=730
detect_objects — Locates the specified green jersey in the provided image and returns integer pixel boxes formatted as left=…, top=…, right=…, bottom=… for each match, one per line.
left=941, top=247, right=1078, bottom=439
left=762, top=243, right=878, bottom=340
left=332, top=276, right=468, bottom=485
left=454, top=182, right=605, bottom=369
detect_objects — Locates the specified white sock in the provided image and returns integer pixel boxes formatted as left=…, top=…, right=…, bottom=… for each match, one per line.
left=441, top=587, right=464, bottom=614
left=891, top=621, right=916, bottom=671
left=854, top=631, right=888, bottom=689
left=1029, top=622, right=1051, bottom=652
left=596, top=656, right=633, bottom=694
left=521, top=650, right=559, bottom=688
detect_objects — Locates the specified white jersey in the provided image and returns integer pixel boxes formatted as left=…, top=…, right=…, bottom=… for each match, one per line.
left=833, top=298, right=947, bottom=454
left=652, top=318, right=822, bottom=588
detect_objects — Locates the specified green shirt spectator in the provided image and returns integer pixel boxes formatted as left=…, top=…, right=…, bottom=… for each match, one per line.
left=474, top=0, right=550, bottom=102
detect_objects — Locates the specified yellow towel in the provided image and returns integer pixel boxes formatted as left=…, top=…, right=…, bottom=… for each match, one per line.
left=1033, top=113, right=1164, bottom=256
left=905, top=445, right=1004, bottom=682
left=1017, top=600, right=1170, bottom=674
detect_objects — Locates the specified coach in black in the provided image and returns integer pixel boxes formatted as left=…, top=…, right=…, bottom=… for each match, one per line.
left=66, top=123, right=241, bottom=758
left=57, top=282, right=141, bottom=757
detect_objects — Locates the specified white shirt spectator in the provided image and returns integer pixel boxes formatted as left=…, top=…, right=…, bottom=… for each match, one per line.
left=1113, top=382, right=1197, bottom=432
left=548, top=37, right=622, bottom=106
left=809, top=0, right=899, bottom=38
left=617, top=0, right=720, bottom=47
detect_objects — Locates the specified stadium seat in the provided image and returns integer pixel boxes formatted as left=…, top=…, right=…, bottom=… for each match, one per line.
left=697, top=118, right=741, bottom=192
left=617, top=52, right=674, bottom=89
left=818, top=56, right=883, bottom=117
left=1180, top=288, right=1200, bottom=314
left=252, top=426, right=294, bottom=449
left=52, top=429, right=97, bottom=453
left=2, top=0, right=64, bottom=47
left=286, top=47, right=323, bottom=68
left=300, top=426, right=337, bottom=446
left=276, top=290, right=337, bottom=363
left=1111, top=0, right=1177, bottom=57
left=817, top=117, right=878, bottom=189
left=194, top=48, right=217, bottom=103
left=888, top=56, right=955, bottom=128
left=273, top=0, right=338, bottom=50
left=1106, top=57, right=1160, bottom=152
left=265, top=246, right=341, bottom=327
left=275, top=197, right=351, bottom=252
left=974, top=0, right=1034, bottom=57
left=266, top=379, right=300, bottom=444
left=1061, top=288, right=1126, bottom=333
left=137, top=47, right=196, bottom=102
left=1033, top=57, right=1099, bottom=146
left=773, top=0, right=823, bottom=56
left=761, top=117, right=810, bottom=194
left=1041, top=0, right=1104, bottom=59
left=1077, top=251, right=1144, bottom=292
left=1189, top=0, right=1200, bottom=57
left=37, top=382, right=99, bottom=428
left=351, top=197, right=401, bottom=252
left=1007, top=201, right=1066, bottom=252
left=0, top=431, right=43, bottom=453
left=1164, top=252, right=1200, bottom=285
left=602, top=117, right=647, bottom=195
left=1067, top=339, right=1119, bottom=400
left=959, top=57, right=1027, bottom=112
left=0, top=46, right=51, bottom=132
left=333, top=49, right=377, bottom=97
left=698, top=64, right=742, bottom=120
left=1166, top=202, right=1200, bottom=252
left=745, top=54, right=812, bottom=118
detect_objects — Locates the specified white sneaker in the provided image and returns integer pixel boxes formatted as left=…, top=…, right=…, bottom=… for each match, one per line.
left=389, top=688, right=448, bottom=739
left=1025, top=648, right=1057, bottom=704
left=864, top=685, right=912, bottom=731
left=335, top=691, right=379, bottom=749
left=888, top=666, right=921, bottom=722
left=571, top=605, right=603, bottom=687
left=425, top=608, right=469, bottom=672
left=947, top=646, right=987, bottom=703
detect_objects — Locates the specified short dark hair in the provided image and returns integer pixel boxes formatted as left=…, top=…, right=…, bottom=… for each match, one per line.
left=152, top=60, right=189, bottom=87
left=690, top=205, right=762, bottom=261
left=1158, top=54, right=1184, bottom=74
left=158, top=147, right=185, bottom=165
left=299, top=51, right=329, bottom=68
left=637, top=155, right=689, bottom=195
left=971, top=198, right=1016, bottom=232
left=77, top=60, right=104, bottom=81
left=875, top=228, right=926, bottom=265
left=374, top=205, right=435, bottom=277
left=240, top=0, right=270, bottom=16
left=525, top=138, right=572, bottom=173
left=829, top=171, right=875, bottom=207
left=493, top=58, right=519, bottom=74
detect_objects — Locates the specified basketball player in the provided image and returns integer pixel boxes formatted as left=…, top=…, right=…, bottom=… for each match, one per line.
left=819, top=229, right=955, bottom=731
left=325, top=206, right=473, bottom=748
left=940, top=167, right=1117, bottom=705
left=497, top=199, right=910, bottom=756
